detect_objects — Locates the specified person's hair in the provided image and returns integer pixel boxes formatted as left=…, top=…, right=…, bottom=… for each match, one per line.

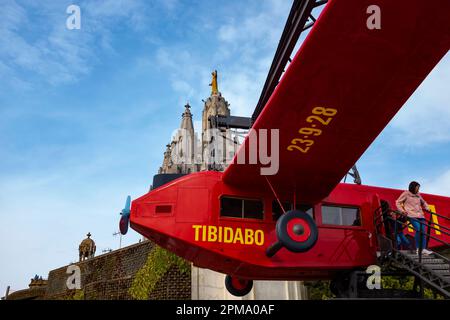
left=409, top=181, right=420, bottom=194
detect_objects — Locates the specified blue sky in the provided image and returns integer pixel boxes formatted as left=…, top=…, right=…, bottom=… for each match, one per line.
left=0, top=0, right=449, bottom=295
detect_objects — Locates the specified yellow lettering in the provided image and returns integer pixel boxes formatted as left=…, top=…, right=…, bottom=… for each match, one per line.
left=407, top=221, right=414, bottom=233
left=429, top=205, right=441, bottom=236
left=255, top=230, right=264, bottom=246
left=406, top=204, right=441, bottom=235
left=192, top=225, right=265, bottom=246
left=208, top=226, right=218, bottom=242
left=218, top=226, right=223, bottom=242
left=192, top=225, right=202, bottom=241
left=202, top=225, right=207, bottom=241
left=244, top=229, right=254, bottom=245
left=233, top=228, right=244, bottom=244
left=224, top=227, right=233, bottom=243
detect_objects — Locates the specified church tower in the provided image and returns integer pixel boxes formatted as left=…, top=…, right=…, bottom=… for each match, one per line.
left=159, top=70, right=239, bottom=174
left=201, top=70, right=230, bottom=132
left=201, top=70, right=231, bottom=171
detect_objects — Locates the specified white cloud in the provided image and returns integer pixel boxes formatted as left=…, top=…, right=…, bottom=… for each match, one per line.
left=218, top=24, right=238, bottom=42
left=154, top=44, right=266, bottom=118
left=0, top=60, right=31, bottom=92
left=83, top=0, right=148, bottom=31
left=0, top=1, right=93, bottom=86
left=145, top=0, right=304, bottom=123
left=387, top=53, right=450, bottom=146
left=0, top=0, right=157, bottom=87
left=220, top=70, right=265, bottom=116
left=160, top=0, right=179, bottom=12
left=151, top=1, right=295, bottom=120
left=172, top=79, right=195, bottom=97
left=217, top=2, right=289, bottom=46
left=421, top=169, right=450, bottom=198
left=0, top=0, right=27, bottom=31
left=155, top=47, right=211, bottom=108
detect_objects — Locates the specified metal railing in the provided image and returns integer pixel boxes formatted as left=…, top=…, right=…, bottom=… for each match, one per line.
left=374, top=206, right=450, bottom=264
left=373, top=206, right=450, bottom=298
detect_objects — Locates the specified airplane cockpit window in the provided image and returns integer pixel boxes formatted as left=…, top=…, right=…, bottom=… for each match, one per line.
left=243, top=199, right=264, bottom=219
left=220, top=196, right=264, bottom=220
left=321, top=205, right=361, bottom=226
left=272, top=201, right=314, bottom=221
left=220, top=197, right=242, bottom=218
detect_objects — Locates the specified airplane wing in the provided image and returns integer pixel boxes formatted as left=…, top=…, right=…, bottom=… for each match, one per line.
left=223, top=0, right=450, bottom=205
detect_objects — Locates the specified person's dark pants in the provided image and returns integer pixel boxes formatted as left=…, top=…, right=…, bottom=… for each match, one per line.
left=409, top=218, right=427, bottom=250
left=396, top=232, right=410, bottom=250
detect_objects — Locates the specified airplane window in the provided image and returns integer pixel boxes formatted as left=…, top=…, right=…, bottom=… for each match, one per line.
left=155, top=205, right=172, bottom=214
left=243, top=199, right=264, bottom=219
left=220, top=197, right=242, bottom=218
left=220, top=197, right=264, bottom=220
left=322, top=206, right=341, bottom=225
left=322, top=205, right=361, bottom=226
left=342, top=207, right=360, bottom=226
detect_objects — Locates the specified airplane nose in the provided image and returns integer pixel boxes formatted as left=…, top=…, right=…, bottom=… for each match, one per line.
left=266, top=210, right=318, bottom=257
left=293, top=224, right=305, bottom=236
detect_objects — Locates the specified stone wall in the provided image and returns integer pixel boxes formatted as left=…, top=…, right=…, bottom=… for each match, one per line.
left=44, top=241, right=191, bottom=300
left=149, top=265, right=191, bottom=300
left=6, top=286, right=47, bottom=300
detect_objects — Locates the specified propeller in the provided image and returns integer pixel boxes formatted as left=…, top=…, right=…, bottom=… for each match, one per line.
left=119, top=195, right=131, bottom=235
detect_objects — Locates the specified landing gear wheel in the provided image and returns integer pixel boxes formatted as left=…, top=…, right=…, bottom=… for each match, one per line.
left=225, top=275, right=253, bottom=297
left=276, top=210, right=318, bottom=253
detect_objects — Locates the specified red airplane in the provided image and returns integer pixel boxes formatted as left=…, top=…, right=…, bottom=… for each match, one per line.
left=120, top=0, right=450, bottom=297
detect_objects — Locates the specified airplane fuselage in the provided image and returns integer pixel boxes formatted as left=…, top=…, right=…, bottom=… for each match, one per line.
left=130, top=171, right=450, bottom=281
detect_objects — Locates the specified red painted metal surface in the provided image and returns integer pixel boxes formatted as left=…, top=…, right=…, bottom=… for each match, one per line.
left=131, top=172, right=450, bottom=281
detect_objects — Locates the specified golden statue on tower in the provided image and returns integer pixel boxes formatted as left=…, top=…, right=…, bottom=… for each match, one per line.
left=210, top=70, right=218, bottom=95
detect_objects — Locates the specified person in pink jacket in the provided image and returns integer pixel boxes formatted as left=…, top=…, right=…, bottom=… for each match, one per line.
left=396, top=181, right=432, bottom=255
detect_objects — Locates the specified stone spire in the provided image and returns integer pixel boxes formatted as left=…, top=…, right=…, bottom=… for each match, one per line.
left=159, top=103, right=197, bottom=175
left=176, top=102, right=195, bottom=170
left=160, top=143, right=172, bottom=173
left=180, top=103, right=194, bottom=132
